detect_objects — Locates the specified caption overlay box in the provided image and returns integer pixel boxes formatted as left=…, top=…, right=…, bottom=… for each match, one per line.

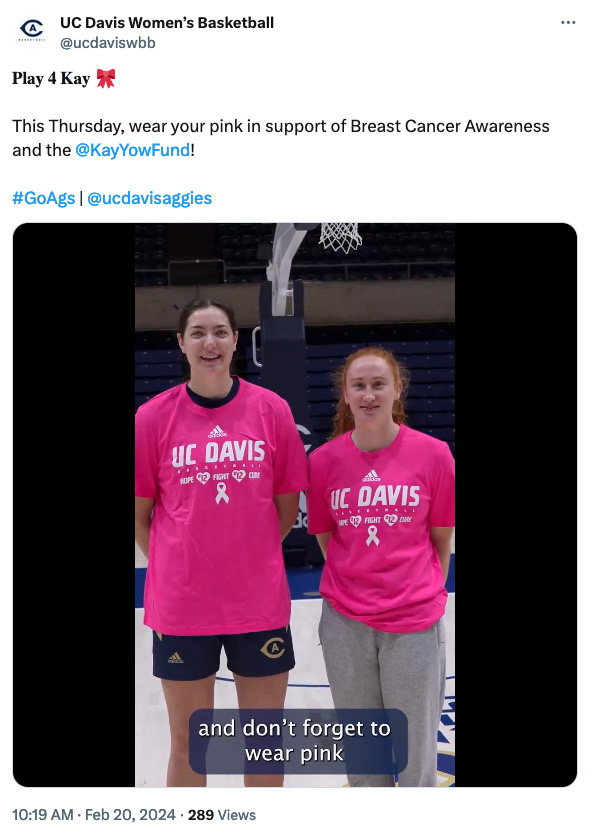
left=189, top=709, right=408, bottom=775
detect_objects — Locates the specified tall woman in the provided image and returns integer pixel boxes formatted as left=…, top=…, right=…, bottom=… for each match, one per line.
left=307, top=347, right=454, bottom=787
left=135, top=299, right=308, bottom=787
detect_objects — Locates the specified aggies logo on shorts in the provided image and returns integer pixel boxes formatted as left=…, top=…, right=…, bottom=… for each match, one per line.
left=260, top=637, right=285, bottom=658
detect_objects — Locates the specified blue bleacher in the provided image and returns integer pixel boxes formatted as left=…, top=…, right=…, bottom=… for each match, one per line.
left=135, top=363, right=184, bottom=377
left=134, top=346, right=186, bottom=401
left=135, top=377, right=183, bottom=394
left=248, top=368, right=454, bottom=387
left=135, top=334, right=455, bottom=455
left=136, top=223, right=455, bottom=286
left=243, top=337, right=455, bottom=452
left=135, top=349, right=182, bottom=364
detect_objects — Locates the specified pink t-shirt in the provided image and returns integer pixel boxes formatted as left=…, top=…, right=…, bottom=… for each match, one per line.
left=135, top=379, right=308, bottom=635
left=307, top=424, right=455, bottom=632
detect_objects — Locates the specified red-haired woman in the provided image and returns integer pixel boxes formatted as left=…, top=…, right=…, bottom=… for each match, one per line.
left=306, top=347, right=454, bottom=787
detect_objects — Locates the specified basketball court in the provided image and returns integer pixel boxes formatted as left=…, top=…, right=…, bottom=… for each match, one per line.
left=135, top=223, right=455, bottom=788
left=135, top=539, right=455, bottom=788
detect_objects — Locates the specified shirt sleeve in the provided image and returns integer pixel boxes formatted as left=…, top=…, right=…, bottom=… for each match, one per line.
left=135, top=406, right=158, bottom=498
left=306, top=449, right=336, bottom=534
left=428, top=443, right=455, bottom=527
left=272, top=399, right=309, bottom=495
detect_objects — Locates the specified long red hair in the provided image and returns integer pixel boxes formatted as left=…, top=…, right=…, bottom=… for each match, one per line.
left=330, top=347, right=409, bottom=439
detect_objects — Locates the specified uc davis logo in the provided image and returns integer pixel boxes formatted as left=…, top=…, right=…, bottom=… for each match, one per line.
left=20, top=20, right=44, bottom=37
left=437, top=676, right=455, bottom=787
left=260, top=637, right=285, bottom=659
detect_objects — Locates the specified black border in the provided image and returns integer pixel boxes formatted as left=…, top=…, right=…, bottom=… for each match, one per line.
left=456, top=223, right=576, bottom=786
left=13, top=223, right=575, bottom=788
left=13, top=224, right=134, bottom=786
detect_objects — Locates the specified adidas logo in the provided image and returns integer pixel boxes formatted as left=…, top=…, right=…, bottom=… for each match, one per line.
left=208, top=425, right=227, bottom=438
left=168, top=652, right=183, bottom=664
left=362, top=469, right=381, bottom=482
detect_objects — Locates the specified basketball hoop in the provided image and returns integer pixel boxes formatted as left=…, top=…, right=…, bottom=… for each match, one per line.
left=319, top=223, right=362, bottom=254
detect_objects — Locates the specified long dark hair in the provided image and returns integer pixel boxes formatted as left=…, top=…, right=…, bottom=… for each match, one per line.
left=177, top=299, right=238, bottom=336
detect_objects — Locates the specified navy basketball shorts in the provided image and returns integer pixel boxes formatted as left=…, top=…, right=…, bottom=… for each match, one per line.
left=153, top=625, right=295, bottom=681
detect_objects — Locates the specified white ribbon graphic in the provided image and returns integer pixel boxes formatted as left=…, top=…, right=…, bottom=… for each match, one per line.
left=366, top=525, right=380, bottom=546
left=215, top=483, right=230, bottom=504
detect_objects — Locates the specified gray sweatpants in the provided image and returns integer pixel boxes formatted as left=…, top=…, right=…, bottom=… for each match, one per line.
left=319, top=600, right=446, bottom=787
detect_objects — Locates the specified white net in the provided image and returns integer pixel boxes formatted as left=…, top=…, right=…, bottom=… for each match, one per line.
left=319, top=222, right=362, bottom=254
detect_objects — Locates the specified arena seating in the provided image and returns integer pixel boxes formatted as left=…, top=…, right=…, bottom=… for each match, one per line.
left=135, top=223, right=455, bottom=286
left=135, top=224, right=168, bottom=286
left=135, top=325, right=455, bottom=456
